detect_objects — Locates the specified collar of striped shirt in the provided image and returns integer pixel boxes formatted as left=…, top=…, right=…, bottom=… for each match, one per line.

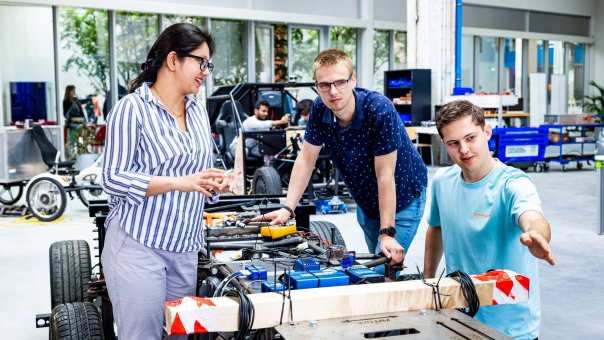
left=137, top=82, right=198, bottom=112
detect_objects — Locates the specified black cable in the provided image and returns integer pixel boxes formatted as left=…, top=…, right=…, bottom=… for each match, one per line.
left=446, top=270, right=480, bottom=317
left=224, top=288, right=255, bottom=340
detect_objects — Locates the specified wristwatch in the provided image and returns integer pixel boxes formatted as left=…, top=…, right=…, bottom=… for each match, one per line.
left=281, top=204, right=296, bottom=218
left=379, top=226, right=396, bottom=238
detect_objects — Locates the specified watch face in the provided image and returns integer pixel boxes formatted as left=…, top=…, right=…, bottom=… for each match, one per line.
left=380, top=227, right=396, bottom=237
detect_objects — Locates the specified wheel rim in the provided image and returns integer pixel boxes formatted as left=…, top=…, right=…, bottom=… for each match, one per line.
left=29, top=180, right=63, bottom=219
left=0, top=185, right=22, bottom=204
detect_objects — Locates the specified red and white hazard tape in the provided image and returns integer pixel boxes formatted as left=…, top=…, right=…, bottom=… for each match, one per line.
left=165, top=269, right=530, bottom=336
left=473, top=269, right=530, bottom=305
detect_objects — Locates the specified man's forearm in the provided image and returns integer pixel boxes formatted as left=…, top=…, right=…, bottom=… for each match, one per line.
left=285, top=153, right=316, bottom=209
left=519, top=211, right=551, bottom=242
left=424, top=227, right=443, bottom=278
left=377, top=175, right=396, bottom=228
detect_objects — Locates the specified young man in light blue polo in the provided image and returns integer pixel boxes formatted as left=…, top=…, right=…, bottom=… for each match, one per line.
left=424, top=100, right=556, bottom=339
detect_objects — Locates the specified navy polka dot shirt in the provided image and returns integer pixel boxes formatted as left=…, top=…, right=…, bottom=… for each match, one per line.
left=305, top=87, right=427, bottom=219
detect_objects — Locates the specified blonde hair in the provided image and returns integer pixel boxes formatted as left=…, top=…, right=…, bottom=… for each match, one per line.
left=313, top=48, right=354, bottom=80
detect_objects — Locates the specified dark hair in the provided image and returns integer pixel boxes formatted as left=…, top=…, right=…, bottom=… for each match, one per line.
left=255, top=100, right=270, bottom=109
left=63, top=85, right=76, bottom=103
left=129, top=23, right=215, bottom=93
left=435, top=100, right=485, bottom=137
left=296, top=99, right=312, bottom=116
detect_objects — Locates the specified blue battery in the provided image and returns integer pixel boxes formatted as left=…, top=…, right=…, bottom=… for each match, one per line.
left=339, top=253, right=355, bottom=269
left=283, top=271, right=319, bottom=289
left=293, top=258, right=321, bottom=272
left=346, top=266, right=385, bottom=284
left=314, top=269, right=349, bottom=287
left=245, top=264, right=268, bottom=281
left=261, top=281, right=286, bottom=292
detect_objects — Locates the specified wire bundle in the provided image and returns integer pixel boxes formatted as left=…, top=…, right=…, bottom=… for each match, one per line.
left=223, top=289, right=255, bottom=340
left=213, top=271, right=256, bottom=339
left=446, top=270, right=480, bottom=317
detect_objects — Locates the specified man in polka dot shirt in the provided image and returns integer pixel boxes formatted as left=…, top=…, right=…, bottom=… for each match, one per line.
left=258, top=48, right=427, bottom=265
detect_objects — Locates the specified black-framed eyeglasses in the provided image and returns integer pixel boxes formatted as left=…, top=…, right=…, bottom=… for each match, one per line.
left=185, top=54, right=214, bottom=73
left=316, top=75, right=352, bottom=92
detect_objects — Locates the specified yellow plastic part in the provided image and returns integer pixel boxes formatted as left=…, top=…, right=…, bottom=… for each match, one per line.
left=203, top=212, right=238, bottom=227
left=260, top=224, right=297, bottom=239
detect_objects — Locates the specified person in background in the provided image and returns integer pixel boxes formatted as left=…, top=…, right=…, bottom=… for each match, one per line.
left=102, top=23, right=231, bottom=340
left=230, top=100, right=289, bottom=157
left=424, top=100, right=555, bottom=340
left=62, top=85, right=85, bottom=125
left=295, top=98, right=312, bottom=126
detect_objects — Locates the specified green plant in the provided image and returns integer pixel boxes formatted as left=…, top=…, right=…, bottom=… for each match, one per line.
left=583, top=81, right=604, bottom=114
left=60, top=8, right=109, bottom=95
left=60, top=9, right=160, bottom=92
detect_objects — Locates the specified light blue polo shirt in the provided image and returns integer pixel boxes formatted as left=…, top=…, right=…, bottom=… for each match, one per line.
left=428, top=161, right=542, bottom=339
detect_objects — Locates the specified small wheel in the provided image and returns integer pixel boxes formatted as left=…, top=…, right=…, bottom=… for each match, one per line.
left=0, top=183, right=23, bottom=205
left=26, top=177, right=67, bottom=222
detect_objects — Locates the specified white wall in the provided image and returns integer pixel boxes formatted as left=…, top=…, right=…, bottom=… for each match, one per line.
left=594, top=0, right=604, bottom=90
left=0, top=5, right=55, bottom=124
left=464, top=0, right=597, bottom=17
left=374, top=0, right=405, bottom=23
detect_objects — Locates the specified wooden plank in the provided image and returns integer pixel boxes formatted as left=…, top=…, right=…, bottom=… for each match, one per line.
left=165, top=277, right=494, bottom=334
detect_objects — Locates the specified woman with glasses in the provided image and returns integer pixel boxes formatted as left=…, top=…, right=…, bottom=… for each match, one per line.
left=257, top=49, right=427, bottom=271
left=102, top=23, right=228, bottom=339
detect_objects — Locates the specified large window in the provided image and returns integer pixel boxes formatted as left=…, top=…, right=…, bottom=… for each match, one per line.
left=290, top=27, right=320, bottom=82
left=500, top=38, right=518, bottom=94
left=393, top=31, right=406, bottom=69
left=549, top=41, right=565, bottom=75
left=212, top=19, right=246, bottom=86
left=566, top=42, right=586, bottom=110
left=255, top=25, right=273, bottom=83
left=461, top=35, right=474, bottom=88
left=116, top=12, right=159, bottom=89
left=475, top=36, right=498, bottom=94
left=59, top=7, right=109, bottom=121
left=373, top=30, right=390, bottom=92
left=536, top=40, right=546, bottom=73
left=330, top=27, right=357, bottom=68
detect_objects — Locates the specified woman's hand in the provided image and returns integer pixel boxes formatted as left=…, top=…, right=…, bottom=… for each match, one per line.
left=174, top=168, right=225, bottom=196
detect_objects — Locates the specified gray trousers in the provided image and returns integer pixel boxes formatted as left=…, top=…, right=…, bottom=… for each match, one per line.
left=101, top=217, right=198, bottom=340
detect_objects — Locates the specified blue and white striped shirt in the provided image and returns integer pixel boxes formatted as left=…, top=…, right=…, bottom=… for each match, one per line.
left=102, top=82, right=214, bottom=252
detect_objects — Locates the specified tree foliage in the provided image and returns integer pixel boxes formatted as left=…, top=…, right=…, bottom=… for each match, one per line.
left=290, top=28, right=319, bottom=81
left=60, top=9, right=160, bottom=92
left=330, top=27, right=357, bottom=66
left=60, top=8, right=109, bottom=95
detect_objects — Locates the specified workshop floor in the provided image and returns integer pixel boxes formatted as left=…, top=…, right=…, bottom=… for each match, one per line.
left=1, top=164, right=602, bottom=339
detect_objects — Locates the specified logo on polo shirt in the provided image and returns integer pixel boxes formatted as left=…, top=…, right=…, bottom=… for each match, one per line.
left=473, top=211, right=491, bottom=219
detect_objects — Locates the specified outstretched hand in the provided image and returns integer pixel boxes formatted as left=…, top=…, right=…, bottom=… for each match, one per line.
left=520, top=231, right=556, bottom=265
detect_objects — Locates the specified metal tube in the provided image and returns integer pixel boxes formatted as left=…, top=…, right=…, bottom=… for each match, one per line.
left=454, top=0, right=463, bottom=89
